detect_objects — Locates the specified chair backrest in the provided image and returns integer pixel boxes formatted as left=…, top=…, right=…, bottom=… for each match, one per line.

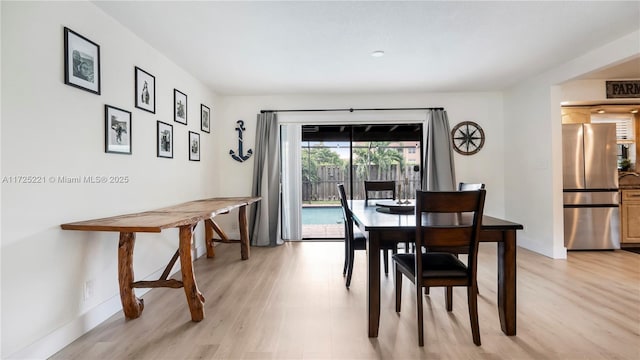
left=458, top=182, right=485, bottom=191
left=337, top=184, right=355, bottom=241
left=364, top=180, right=396, bottom=205
left=415, top=190, right=486, bottom=280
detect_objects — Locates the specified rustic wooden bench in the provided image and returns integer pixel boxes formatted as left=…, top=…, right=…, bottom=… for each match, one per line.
left=60, top=197, right=261, bottom=322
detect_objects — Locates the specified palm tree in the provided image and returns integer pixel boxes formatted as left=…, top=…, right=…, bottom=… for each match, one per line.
left=353, top=142, right=404, bottom=181
left=353, top=144, right=373, bottom=181
left=371, top=143, right=404, bottom=178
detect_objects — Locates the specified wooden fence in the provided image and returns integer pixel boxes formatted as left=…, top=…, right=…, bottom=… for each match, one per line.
left=302, top=165, right=421, bottom=202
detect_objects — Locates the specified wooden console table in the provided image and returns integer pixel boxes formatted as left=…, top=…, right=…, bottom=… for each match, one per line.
left=60, top=197, right=260, bottom=322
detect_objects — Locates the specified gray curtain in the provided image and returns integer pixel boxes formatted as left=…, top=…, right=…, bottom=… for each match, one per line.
left=423, top=109, right=456, bottom=191
left=249, top=112, right=281, bottom=246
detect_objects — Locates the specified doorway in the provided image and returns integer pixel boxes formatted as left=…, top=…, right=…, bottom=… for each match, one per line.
left=300, top=124, right=423, bottom=239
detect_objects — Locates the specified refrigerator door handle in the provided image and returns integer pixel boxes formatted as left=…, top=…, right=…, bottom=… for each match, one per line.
left=563, top=204, right=619, bottom=208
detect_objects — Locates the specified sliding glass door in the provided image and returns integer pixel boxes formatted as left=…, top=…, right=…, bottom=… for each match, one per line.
left=300, top=124, right=422, bottom=240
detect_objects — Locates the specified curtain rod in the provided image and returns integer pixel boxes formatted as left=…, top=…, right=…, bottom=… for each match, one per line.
left=260, top=107, right=444, bottom=114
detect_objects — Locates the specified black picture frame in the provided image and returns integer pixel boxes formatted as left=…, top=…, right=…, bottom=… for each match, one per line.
left=105, top=105, right=132, bottom=155
left=201, top=104, right=211, bottom=133
left=189, top=131, right=200, bottom=161
left=135, top=67, right=155, bottom=113
left=174, top=89, right=187, bottom=125
left=157, top=121, right=173, bottom=158
left=64, top=27, right=101, bottom=95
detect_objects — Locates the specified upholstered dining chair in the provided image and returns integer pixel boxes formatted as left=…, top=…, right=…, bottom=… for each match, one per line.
left=393, top=189, right=486, bottom=346
left=422, top=182, right=485, bottom=298
left=337, top=184, right=396, bottom=288
left=458, top=182, right=485, bottom=191
left=457, top=183, right=485, bottom=290
left=364, top=180, right=397, bottom=273
left=364, top=180, right=396, bottom=206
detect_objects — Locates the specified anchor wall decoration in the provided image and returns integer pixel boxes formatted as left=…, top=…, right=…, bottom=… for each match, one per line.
left=229, top=120, right=253, bottom=162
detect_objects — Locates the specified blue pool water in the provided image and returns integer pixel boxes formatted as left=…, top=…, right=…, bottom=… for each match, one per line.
left=302, top=206, right=343, bottom=225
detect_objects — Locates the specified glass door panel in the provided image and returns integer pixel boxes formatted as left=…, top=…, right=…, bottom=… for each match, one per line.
left=301, top=141, right=349, bottom=239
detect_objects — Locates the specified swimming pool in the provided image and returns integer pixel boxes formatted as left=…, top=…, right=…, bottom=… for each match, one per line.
left=302, top=206, right=343, bottom=225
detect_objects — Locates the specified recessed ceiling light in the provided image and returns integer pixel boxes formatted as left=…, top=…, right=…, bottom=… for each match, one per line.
left=597, top=109, right=605, bottom=114
left=371, top=50, right=385, bottom=57
left=631, top=109, right=639, bottom=114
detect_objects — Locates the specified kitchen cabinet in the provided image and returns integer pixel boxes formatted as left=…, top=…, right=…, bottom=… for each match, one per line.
left=561, top=107, right=591, bottom=124
left=621, top=189, right=640, bottom=243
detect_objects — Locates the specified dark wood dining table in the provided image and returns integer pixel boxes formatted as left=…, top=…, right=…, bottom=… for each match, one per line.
left=349, top=200, right=523, bottom=338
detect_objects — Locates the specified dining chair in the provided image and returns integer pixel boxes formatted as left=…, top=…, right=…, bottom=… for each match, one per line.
left=337, top=184, right=396, bottom=288
left=364, top=180, right=396, bottom=206
left=392, top=189, right=486, bottom=346
left=458, top=182, right=485, bottom=191
left=422, top=181, right=485, bottom=297
left=364, top=180, right=397, bottom=273
left=455, top=182, right=485, bottom=295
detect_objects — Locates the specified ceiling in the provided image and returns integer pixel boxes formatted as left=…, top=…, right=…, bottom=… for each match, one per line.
left=93, top=1, right=640, bottom=96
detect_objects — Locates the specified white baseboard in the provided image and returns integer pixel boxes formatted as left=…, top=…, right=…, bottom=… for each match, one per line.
left=6, top=259, right=187, bottom=360
left=7, top=242, right=218, bottom=360
left=517, top=234, right=567, bottom=259
left=6, top=291, right=127, bottom=360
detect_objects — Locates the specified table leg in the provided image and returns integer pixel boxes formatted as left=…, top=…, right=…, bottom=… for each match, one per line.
left=239, top=205, right=250, bottom=260
left=497, top=230, right=517, bottom=335
left=204, top=219, right=216, bottom=258
left=179, top=225, right=205, bottom=322
left=367, top=232, right=381, bottom=337
left=118, top=232, right=144, bottom=319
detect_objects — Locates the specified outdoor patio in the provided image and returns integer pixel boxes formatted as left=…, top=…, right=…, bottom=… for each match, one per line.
left=301, top=223, right=344, bottom=239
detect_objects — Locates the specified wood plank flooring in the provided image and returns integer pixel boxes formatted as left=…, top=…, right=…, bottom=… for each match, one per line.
left=51, top=242, right=640, bottom=359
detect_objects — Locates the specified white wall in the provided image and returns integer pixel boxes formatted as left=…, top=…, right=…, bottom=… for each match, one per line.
left=1, top=2, right=220, bottom=357
left=503, top=28, right=640, bottom=258
left=560, top=78, right=640, bottom=101
left=214, top=92, right=506, bottom=234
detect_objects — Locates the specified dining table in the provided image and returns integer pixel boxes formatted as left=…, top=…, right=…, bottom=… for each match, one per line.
left=349, top=199, right=523, bottom=338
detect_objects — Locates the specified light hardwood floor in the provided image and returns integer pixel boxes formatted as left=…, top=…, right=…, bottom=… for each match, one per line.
left=51, top=242, right=640, bottom=359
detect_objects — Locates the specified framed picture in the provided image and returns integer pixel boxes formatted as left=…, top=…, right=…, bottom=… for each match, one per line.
left=135, top=67, right=155, bottom=113
left=201, top=104, right=211, bottom=133
left=157, top=121, right=173, bottom=158
left=64, top=27, right=100, bottom=94
left=189, top=131, right=200, bottom=161
left=105, top=105, right=132, bottom=155
left=174, top=89, right=187, bottom=125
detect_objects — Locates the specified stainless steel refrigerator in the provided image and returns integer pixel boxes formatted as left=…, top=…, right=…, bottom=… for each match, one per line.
left=563, top=123, right=620, bottom=250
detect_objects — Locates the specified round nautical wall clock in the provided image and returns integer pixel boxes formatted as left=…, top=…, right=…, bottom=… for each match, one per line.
left=451, top=121, right=485, bottom=155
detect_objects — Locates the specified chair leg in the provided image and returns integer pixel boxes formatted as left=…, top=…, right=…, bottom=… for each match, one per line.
left=445, top=286, right=453, bottom=311
left=345, top=243, right=355, bottom=288
left=383, top=249, right=389, bottom=276
left=343, top=239, right=348, bottom=276
left=416, top=284, right=424, bottom=346
left=395, top=266, right=402, bottom=312
left=468, top=285, right=481, bottom=346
